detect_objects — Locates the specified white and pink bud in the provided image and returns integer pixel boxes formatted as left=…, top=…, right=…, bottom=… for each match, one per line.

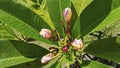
left=39, top=29, right=52, bottom=39
left=41, top=53, right=53, bottom=63
left=63, top=7, right=72, bottom=24
left=71, top=39, right=83, bottom=50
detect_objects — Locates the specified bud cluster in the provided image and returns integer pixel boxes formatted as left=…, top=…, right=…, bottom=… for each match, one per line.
left=40, top=7, right=83, bottom=64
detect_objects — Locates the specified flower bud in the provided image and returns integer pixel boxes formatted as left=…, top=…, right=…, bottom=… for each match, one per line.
left=62, top=46, right=68, bottom=52
left=63, top=7, right=72, bottom=24
left=39, top=29, right=52, bottom=39
left=41, top=53, right=53, bottom=63
left=71, top=39, right=83, bottom=50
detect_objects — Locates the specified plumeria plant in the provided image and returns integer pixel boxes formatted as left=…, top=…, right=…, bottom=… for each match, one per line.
left=0, top=0, right=120, bottom=68
left=40, top=7, right=83, bottom=65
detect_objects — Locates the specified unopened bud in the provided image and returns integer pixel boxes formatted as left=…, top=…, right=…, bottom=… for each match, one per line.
left=63, top=7, right=72, bottom=24
left=41, top=53, right=52, bottom=63
left=71, top=39, right=83, bottom=50
left=62, top=46, right=68, bottom=52
left=40, top=29, right=52, bottom=39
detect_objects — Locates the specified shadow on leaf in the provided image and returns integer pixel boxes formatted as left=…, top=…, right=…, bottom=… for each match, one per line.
left=9, top=40, right=49, bottom=58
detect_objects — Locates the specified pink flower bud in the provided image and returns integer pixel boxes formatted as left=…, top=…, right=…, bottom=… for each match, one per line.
left=41, top=53, right=53, bottom=63
left=71, top=39, right=83, bottom=50
left=39, top=29, right=52, bottom=39
left=63, top=7, right=72, bottom=24
left=62, top=46, right=68, bottom=52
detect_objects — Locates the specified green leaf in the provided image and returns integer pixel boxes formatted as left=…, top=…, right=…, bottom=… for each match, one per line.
left=71, top=0, right=93, bottom=16
left=2, top=24, right=19, bottom=39
left=92, top=5, right=120, bottom=32
left=84, top=37, right=120, bottom=63
left=0, top=40, right=49, bottom=67
left=71, top=0, right=93, bottom=38
left=81, top=61, right=112, bottom=68
left=42, top=54, right=61, bottom=68
left=0, top=0, right=54, bottom=44
left=46, top=0, right=71, bottom=37
left=0, top=0, right=50, bottom=31
left=71, top=18, right=80, bottom=38
left=8, top=59, right=44, bottom=68
left=72, top=0, right=120, bottom=38
left=69, top=3, right=78, bottom=31
left=20, top=0, right=56, bottom=31
left=79, top=0, right=112, bottom=37
left=0, top=24, right=15, bottom=40
left=0, top=10, right=53, bottom=44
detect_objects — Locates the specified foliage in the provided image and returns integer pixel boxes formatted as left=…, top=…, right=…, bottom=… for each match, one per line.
left=0, top=0, right=120, bottom=68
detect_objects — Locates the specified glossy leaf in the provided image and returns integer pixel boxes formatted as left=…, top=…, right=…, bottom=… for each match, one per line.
left=42, top=54, right=61, bottom=68
left=0, top=24, right=15, bottom=40
left=0, top=40, right=49, bottom=67
left=71, top=0, right=93, bottom=16
left=84, top=37, right=120, bottom=63
left=79, top=0, right=112, bottom=37
left=69, top=3, right=78, bottom=31
left=71, top=0, right=93, bottom=38
left=8, top=59, right=44, bottom=68
left=72, top=0, right=120, bottom=38
left=0, top=0, right=54, bottom=44
left=20, top=0, right=56, bottom=31
left=81, top=61, right=112, bottom=68
left=46, top=0, right=71, bottom=37
left=92, top=6, right=120, bottom=32
left=71, top=18, right=80, bottom=38
left=0, top=0, right=50, bottom=31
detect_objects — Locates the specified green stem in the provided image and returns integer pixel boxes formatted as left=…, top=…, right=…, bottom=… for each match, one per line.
left=66, top=63, right=70, bottom=68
